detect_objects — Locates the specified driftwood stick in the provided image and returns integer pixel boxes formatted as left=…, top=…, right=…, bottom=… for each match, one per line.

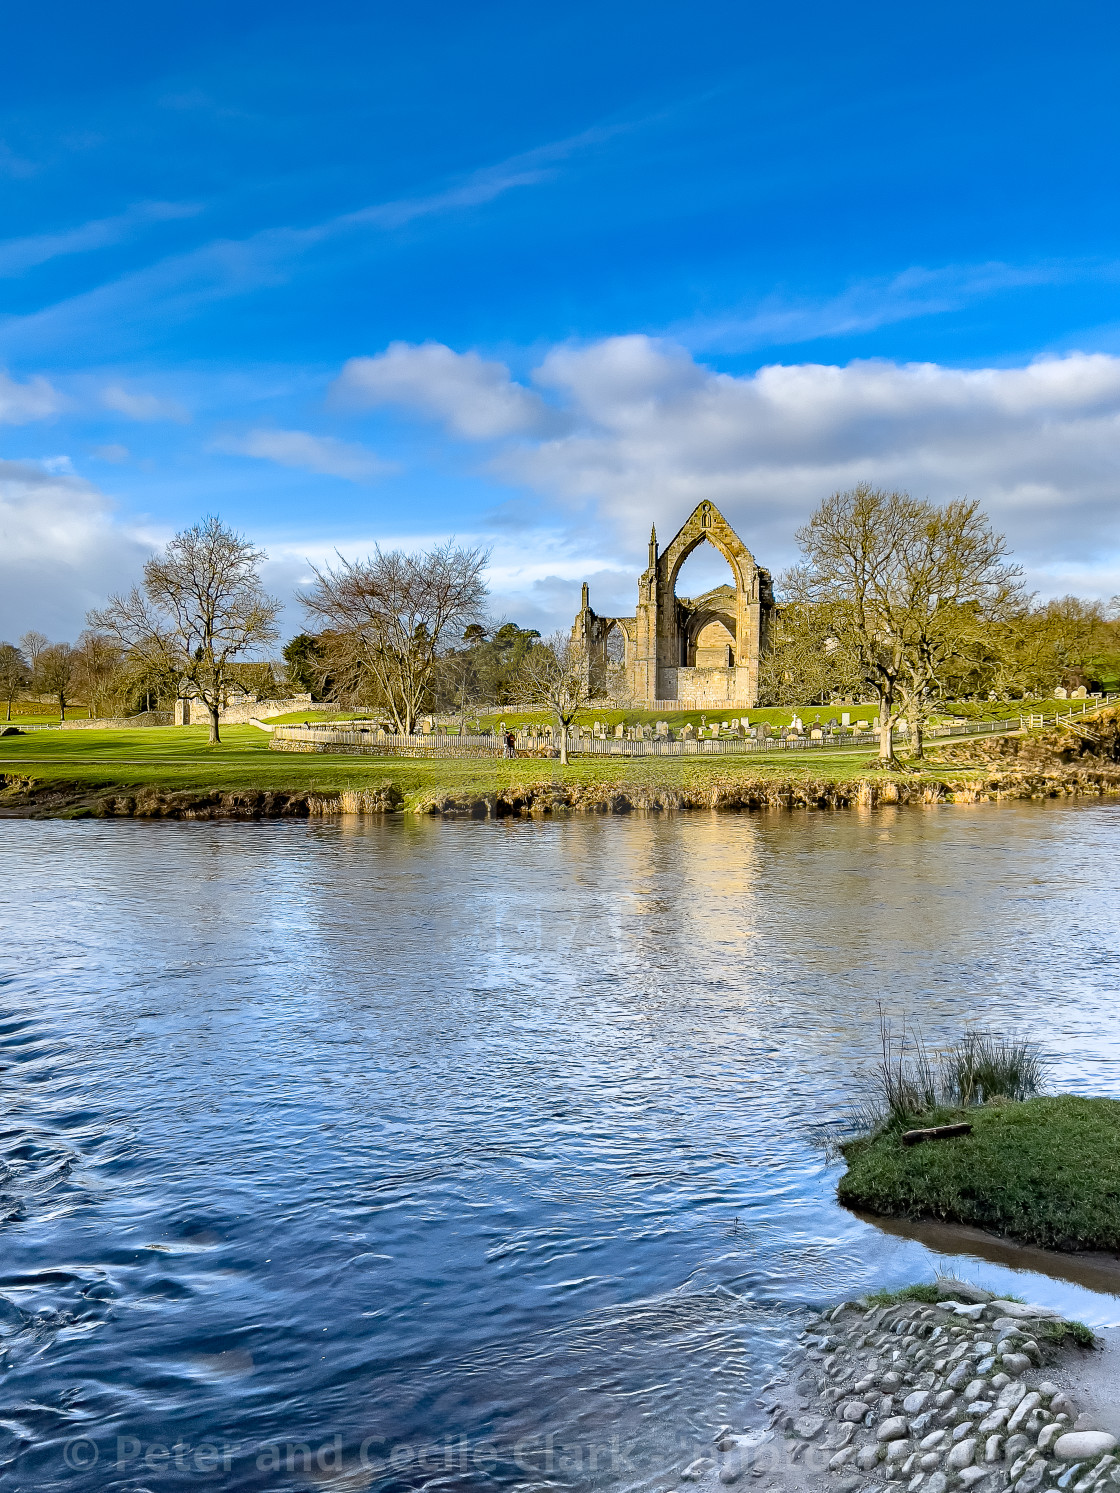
left=901, top=1121, right=973, bottom=1147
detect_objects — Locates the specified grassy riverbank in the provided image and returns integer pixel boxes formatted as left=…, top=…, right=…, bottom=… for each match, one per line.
left=1, top=708, right=1117, bottom=816
left=838, top=1095, right=1120, bottom=1254
left=0, top=723, right=956, bottom=813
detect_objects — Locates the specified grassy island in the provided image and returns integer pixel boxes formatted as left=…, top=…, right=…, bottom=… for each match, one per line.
left=838, top=1094, right=1120, bottom=1255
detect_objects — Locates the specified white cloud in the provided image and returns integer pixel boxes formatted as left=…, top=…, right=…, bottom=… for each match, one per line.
left=101, top=384, right=190, bottom=422
left=0, top=460, right=153, bottom=639
left=0, top=369, right=62, bottom=423
left=338, top=337, right=1120, bottom=604
left=217, top=428, right=394, bottom=482
left=331, top=342, right=561, bottom=439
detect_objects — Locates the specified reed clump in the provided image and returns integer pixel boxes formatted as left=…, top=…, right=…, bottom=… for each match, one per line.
left=852, top=1009, right=1047, bottom=1136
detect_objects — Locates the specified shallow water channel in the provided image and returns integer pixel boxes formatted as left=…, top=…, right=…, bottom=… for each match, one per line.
left=0, top=802, right=1118, bottom=1493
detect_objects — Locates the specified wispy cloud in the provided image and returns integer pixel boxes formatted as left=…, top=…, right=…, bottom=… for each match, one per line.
left=677, top=260, right=1120, bottom=353
left=216, top=428, right=394, bottom=482
left=0, top=126, right=630, bottom=362
left=101, top=384, right=190, bottom=422
left=0, top=201, right=203, bottom=279
left=0, top=369, right=62, bottom=423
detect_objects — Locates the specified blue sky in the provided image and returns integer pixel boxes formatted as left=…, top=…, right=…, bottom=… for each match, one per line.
left=4, top=0, right=1120, bottom=640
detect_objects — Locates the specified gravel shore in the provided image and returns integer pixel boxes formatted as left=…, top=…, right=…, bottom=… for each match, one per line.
left=682, top=1281, right=1118, bottom=1493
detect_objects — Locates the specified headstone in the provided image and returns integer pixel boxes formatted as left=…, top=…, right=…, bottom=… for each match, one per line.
left=810, top=727, right=824, bottom=740
left=1072, top=685, right=1087, bottom=698
left=842, top=712, right=850, bottom=726
left=1054, top=687, right=1067, bottom=699
left=615, top=723, right=625, bottom=738
left=857, top=720, right=870, bottom=731
left=757, top=721, right=769, bottom=739
left=656, top=720, right=669, bottom=737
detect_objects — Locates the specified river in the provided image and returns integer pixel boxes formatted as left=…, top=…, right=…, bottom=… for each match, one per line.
left=0, top=801, right=1117, bottom=1492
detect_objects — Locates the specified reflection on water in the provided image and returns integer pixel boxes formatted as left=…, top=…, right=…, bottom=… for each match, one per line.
left=0, top=802, right=1117, bottom=1491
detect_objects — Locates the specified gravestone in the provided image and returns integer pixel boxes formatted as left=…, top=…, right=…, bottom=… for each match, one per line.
left=1054, top=687, right=1067, bottom=699
left=842, top=712, right=851, bottom=726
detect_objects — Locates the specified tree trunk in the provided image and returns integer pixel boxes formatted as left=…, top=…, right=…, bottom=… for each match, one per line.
left=208, top=701, right=221, bottom=744
left=59, top=694, right=65, bottom=722
left=909, top=706, right=924, bottom=760
left=559, top=723, right=569, bottom=764
left=878, top=695, right=893, bottom=760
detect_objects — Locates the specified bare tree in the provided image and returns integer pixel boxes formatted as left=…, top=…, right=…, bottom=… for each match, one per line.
left=757, top=595, right=863, bottom=706
left=302, top=541, right=489, bottom=735
left=513, top=632, right=590, bottom=764
left=793, top=484, right=1018, bottom=763
left=893, top=501, right=1021, bottom=757
left=90, top=516, right=281, bottom=743
left=35, top=643, right=74, bottom=722
left=0, top=643, right=30, bottom=722
left=72, top=631, right=125, bottom=719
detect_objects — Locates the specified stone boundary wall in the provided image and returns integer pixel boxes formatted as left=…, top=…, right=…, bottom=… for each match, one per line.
left=174, top=695, right=313, bottom=726
left=19, top=711, right=173, bottom=731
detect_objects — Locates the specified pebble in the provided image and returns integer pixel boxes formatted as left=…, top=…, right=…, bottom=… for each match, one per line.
left=904, top=1391, right=932, bottom=1415
left=794, top=1414, right=825, bottom=1439
left=947, top=1439, right=977, bottom=1470
left=958, top=1468, right=990, bottom=1487
left=1016, top=1461, right=1049, bottom=1493
left=843, top=1403, right=871, bottom=1423
left=998, top=1380, right=1028, bottom=1410
left=1008, top=1393, right=1043, bottom=1433
left=1054, top=1433, right=1119, bottom=1461
left=878, top=1417, right=910, bottom=1443
left=1003, top=1353, right=1033, bottom=1376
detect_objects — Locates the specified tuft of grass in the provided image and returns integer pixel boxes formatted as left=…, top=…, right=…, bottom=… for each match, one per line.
left=839, top=1094, right=1120, bottom=1254
left=1041, top=1318, right=1097, bottom=1349
left=851, top=1010, right=1047, bottom=1135
left=942, top=1030, right=1049, bottom=1107
left=862, top=1283, right=941, bottom=1306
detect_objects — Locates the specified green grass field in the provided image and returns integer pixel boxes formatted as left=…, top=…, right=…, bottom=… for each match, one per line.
left=0, top=720, right=989, bottom=812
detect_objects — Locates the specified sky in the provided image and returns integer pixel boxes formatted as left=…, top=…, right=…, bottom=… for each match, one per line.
left=3, top=0, right=1120, bottom=643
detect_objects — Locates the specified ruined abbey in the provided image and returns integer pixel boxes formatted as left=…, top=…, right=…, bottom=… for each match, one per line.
left=571, top=501, right=774, bottom=708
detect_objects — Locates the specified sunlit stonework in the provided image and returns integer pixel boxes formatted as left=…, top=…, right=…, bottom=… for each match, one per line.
left=571, top=500, right=774, bottom=708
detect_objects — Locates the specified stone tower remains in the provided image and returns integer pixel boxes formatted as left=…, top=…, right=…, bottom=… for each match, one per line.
left=571, top=500, right=773, bottom=708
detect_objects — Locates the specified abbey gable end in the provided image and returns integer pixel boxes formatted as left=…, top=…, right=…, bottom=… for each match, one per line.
left=571, top=501, right=774, bottom=709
